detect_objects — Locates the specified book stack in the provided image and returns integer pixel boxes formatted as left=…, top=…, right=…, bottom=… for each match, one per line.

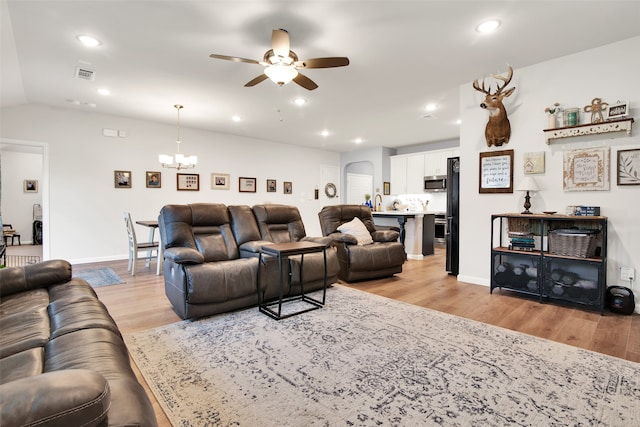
left=508, top=231, right=536, bottom=252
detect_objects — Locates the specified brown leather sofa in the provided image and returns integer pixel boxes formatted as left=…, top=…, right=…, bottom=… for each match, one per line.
left=0, top=260, right=157, bottom=427
left=319, top=205, right=406, bottom=282
left=158, top=203, right=338, bottom=320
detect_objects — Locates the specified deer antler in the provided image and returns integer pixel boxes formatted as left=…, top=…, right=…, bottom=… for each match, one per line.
left=490, top=65, right=513, bottom=94
left=472, top=78, right=491, bottom=95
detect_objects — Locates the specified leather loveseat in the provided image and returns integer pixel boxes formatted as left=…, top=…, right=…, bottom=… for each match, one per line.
left=319, top=204, right=406, bottom=282
left=0, top=260, right=157, bottom=427
left=158, top=203, right=338, bottom=320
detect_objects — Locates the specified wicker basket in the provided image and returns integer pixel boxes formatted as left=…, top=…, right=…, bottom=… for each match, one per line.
left=548, top=229, right=598, bottom=258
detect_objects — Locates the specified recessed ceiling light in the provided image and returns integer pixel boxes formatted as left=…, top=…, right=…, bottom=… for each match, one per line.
left=320, top=130, right=329, bottom=137
left=97, top=88, right=110, bottom=96
left=456, top=119, right=462, bottom=125
left=232, top=115, right=241, bottom=122
left=354, top=138, right=363, bottom=144
left=294, top=97, right=306, bottom=106
left=425, top=103, right=438, bottom=112
left=76, top=35, right=102, bottom=47
left=476, top=19, right=501, bottom=33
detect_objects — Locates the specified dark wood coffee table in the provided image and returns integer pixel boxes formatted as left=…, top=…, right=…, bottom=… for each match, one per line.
left=258, top=241, right=328, bottom=320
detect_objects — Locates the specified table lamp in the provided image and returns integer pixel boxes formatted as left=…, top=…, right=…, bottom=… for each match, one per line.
left=517, top=177, right=539, bottom=214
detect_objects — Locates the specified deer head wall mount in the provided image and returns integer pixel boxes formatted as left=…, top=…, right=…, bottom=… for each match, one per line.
left=473, top=65, right=516, bottom=147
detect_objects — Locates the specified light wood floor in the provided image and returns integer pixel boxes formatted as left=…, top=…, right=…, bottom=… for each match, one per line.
left=74, top=248, right=639, bottom=426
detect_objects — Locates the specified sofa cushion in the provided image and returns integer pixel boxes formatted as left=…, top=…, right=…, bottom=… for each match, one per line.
left=0, top=347, right=44, bottom=385
left=0, top=306, right=49, bottom=359
left=195, top=229, right=238, bottom=262
left=338, top=217, right=374, bottom=245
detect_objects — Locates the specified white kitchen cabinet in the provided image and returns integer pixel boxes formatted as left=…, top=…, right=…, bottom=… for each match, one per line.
left=406, top=154, right=425, bottom=193
left=390, top=154, right=424, bottom=195
left=424, top=149, right=460, bottom=176
left=390, top=155, right=407, bottom=194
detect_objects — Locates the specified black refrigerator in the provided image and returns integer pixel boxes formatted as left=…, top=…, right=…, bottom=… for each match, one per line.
left=446, top=157, right=460, bottom=275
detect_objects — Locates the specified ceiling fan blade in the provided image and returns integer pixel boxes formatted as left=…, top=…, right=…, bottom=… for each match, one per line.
left=293, top=73, right=318, bottom=91
left=272, top=29, right=290, bottom=59
left=244, top=74, right=269, bottom=87
left=209, top=53, right=260, bottom=65
left=295, top=57, right=350, bottom=69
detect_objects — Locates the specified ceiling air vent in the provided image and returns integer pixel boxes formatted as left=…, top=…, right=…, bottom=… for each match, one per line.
left=75, top=67, right=96, bottom=81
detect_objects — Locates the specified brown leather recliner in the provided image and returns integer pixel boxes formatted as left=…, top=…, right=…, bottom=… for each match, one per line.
left=318, top=205, right=406, bottom=282
left=251, top=204, right=339, bottom=294
left=159, top=203, right=278, bottom=319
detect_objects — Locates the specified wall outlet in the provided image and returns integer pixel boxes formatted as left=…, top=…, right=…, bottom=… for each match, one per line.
left=620, top=266, right=635, bottom=281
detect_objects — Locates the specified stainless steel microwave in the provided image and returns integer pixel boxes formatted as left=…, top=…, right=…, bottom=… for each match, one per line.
left=424, top=175, right=447, bottom=192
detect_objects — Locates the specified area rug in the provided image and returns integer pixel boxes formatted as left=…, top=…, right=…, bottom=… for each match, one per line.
left=73, top=267, right=125, bottom=287
left=125, top=286, right=639, bottom=426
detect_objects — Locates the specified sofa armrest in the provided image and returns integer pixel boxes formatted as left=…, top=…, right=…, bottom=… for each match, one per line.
left=372, top=230, right=400, bottom=242
left=301, top=236, right=333, bottom=247
left=0, top=259, right=72, bottom=297
left=327, top=232, right=358, bottom=245
left=238, top=240, right=275, bottom=255
left=163, top=247, right=204, bottom=264
left=0, top=369, right=110, bottom=427
left=374, top=224, right=400, bottom=233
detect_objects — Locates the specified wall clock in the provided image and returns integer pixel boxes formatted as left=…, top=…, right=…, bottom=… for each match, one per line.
left=324, top=182, right=337, bottom=198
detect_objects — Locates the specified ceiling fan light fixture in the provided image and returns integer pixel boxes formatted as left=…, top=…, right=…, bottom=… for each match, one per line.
left=264, top=65, right=298, bottom=86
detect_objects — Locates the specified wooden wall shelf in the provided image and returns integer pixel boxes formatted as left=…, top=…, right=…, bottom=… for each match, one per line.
left=543, top=117, right=633, bottom=144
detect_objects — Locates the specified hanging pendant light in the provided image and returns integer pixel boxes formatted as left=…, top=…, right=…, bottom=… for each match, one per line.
left=159, top=104, right=198, bottom=170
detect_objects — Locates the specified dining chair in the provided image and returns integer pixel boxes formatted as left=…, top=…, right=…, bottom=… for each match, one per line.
left=2, top=224, right=21, bottom=246
left=123, top=212, right=159, bottom=276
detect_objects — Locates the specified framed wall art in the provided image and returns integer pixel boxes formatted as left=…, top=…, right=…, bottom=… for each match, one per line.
left=479, top=150, right=514, bottom=193
left=23, top=179, right=38, bottom=193
left=211, top=173, right=230, bottom=190
left=146, top=171, right=161, bottom=188
left=177, top=173, right=200, bottom=191
left=383, top=181, right=391, bottom=195
left=563, top=147, right=610, bottom=191
left=239, top=177, right=256, bottom=193
left=114, top=170, right=131, bottom=188
left=523, top=152, right=545, bottom=174
left=266, top=179, right=277, bottom=192
left=283, top=181, right=292, bottom=194
left=617, top=148, right=640, bottom=186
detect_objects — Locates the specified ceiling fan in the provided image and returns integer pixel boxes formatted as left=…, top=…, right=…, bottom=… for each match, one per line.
left=209, top=29, right=349, bottom=91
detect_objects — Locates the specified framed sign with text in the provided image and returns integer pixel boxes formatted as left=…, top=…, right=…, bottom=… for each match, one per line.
left=479, top=149, right=514, bottom=193
left=563, top=147, right=610, bottom=191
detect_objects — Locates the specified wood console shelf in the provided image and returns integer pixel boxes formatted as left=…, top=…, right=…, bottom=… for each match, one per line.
left=543, top=117, right=633, bottom=144
left=490, top=213, right=607, bottom=313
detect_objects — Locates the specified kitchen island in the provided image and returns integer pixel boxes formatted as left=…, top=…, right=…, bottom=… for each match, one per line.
left=372, top=211, right=434, bottom=259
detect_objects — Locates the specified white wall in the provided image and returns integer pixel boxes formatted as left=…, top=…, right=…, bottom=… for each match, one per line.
left=0, top=147, right=43, bottom=243
left=0, top=105, right=340, bottom=263
left=458, top=37, right=640, bottom=308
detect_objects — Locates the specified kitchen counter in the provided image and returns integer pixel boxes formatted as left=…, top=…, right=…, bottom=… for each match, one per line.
left=372, top=211, right=434, bottom=259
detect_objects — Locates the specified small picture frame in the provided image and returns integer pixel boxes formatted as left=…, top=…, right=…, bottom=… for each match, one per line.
left=114, top=170, right=131, bottom=188
left=23, top=179, right=38, bottom=193
left=479, top=150, right=514, bottom=193
left=523, top=152, right=545, bottom=175
left=146, top=171, right=161, bottom=188
left=607, top=101, right=629, bottom=120
left=383, top=181, right=391, bottom=195
left=617, top=148, right=640, bottom=186
left=563, top=147, right=610, bottom=191
left=283, top=181, right=293, bottom=194
left=266, top=179, right=277, bottom=192
left=211, top=173, right=230, bottom=190
left=239, top=177, right=256, bottom=193
left=177, top=173, right=199, bottom=191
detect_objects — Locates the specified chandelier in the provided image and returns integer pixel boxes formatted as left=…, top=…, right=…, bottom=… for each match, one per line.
left=159, top=104, right=197, bottom=170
